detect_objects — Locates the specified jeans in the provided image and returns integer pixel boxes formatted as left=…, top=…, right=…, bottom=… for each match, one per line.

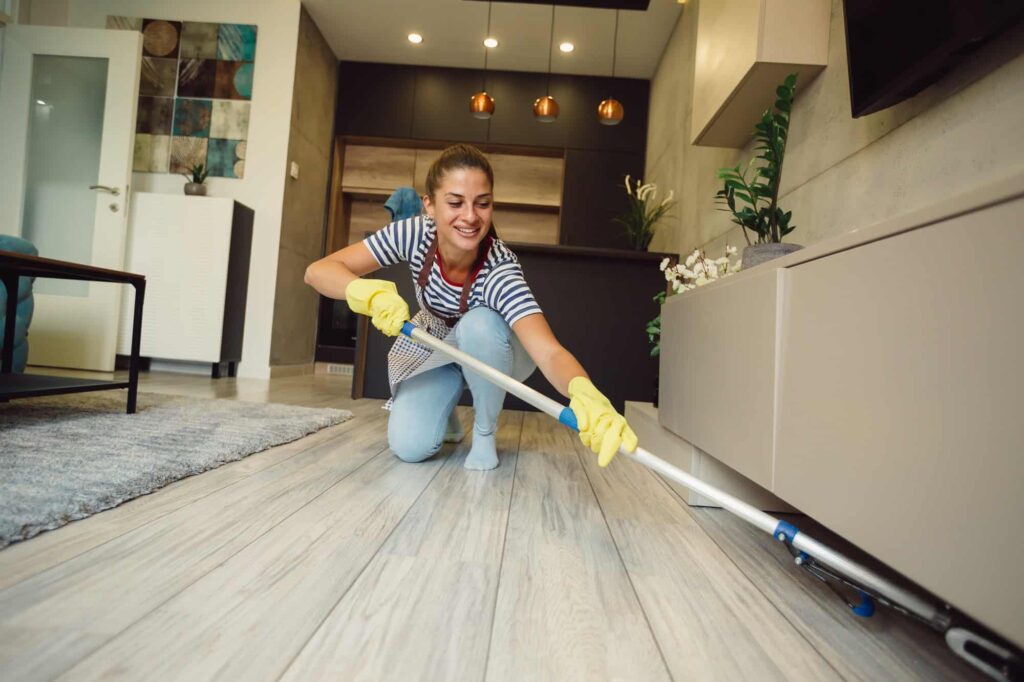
left=388, top=307, right=536, bottom=463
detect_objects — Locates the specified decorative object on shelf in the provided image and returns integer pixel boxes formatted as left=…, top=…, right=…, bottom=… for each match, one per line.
left=108, top=16, right=256, bottom=178
left=597, top=10, right=624, bottom=126
left=646, top=246, right=740, bottom=357
left=715, top=73, right=802, bottom=269
left=470, top=2, right=496, bottom=120
left=181, top=162, right=208, bottom=195
left=615, top=175, right=675, bottom=251
left=533, top=4, right=559, bottom=123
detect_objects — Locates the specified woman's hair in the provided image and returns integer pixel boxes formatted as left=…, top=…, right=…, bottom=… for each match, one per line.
left=424, top=144, right=494, bottom=200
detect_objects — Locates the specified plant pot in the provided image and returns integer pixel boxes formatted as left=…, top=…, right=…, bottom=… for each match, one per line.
left=184, top=182, right=207, bottom=196
left=742, top=242, right=803, bottom=269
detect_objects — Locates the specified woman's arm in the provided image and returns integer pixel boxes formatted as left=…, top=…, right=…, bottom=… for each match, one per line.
left=304, top=241, right=381, bottom=299
left=511, top=313, right=586, bottom=398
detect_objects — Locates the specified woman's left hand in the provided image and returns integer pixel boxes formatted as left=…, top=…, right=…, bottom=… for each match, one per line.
left=568, top=376, right=638, bottom=467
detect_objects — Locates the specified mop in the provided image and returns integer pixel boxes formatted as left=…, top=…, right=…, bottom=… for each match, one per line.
left=399, top=321, right=1021, bottom=681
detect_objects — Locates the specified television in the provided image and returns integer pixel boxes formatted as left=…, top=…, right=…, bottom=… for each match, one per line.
left=842, top=0, right=1024, bottom=117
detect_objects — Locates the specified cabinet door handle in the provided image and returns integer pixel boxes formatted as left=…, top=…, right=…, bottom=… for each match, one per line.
left=89, top=184, right=121, bottom=196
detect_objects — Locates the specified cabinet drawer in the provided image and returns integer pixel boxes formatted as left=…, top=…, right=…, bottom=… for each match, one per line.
left=659, top=268, right=784, bottom=489
left=776, top=197, right=1024, bottom=646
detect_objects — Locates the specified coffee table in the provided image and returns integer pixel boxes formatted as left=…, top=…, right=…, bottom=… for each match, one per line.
left=0, top=250, right=146, bottom=414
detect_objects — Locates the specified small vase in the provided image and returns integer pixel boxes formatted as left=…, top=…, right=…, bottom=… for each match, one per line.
left=184, top=182, right=207, bottom=196
left=742, top=242, right=803, bottom=269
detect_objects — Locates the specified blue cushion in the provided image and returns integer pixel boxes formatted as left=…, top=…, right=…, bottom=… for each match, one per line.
left=0, top=235, right=37, bottom=373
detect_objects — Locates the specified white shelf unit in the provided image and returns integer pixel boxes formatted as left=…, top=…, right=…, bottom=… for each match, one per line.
left=117, top=193, right=254, bottom=376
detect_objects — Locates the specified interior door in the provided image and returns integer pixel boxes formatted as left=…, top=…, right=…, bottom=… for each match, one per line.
left=0, top=25, right=141, bottom=371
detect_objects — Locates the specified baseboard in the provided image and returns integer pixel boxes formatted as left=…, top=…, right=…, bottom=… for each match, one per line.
left=270, top=363, right=316, bottom=378
left=626, top=401, right=797, bottom=513
left=314, top=362, right=353, bottom=376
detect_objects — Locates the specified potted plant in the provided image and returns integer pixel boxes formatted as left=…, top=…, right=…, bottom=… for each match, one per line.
left=181, top=163, right=209, bottom=196
left=715, top=73, right=801, bottom=269
left=615, top=175, right=675, bottom=251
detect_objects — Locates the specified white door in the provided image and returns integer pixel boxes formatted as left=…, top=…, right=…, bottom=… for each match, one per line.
left=0, top=25, right=141, bottom=371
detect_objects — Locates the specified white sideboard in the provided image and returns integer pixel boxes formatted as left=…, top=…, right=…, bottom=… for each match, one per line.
left=117, top=193, right=254, bottom=376
left=659, top=173, right=1024, bottom=648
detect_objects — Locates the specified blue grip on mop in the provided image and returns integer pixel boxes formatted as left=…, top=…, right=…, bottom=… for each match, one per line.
left=558, top=407, right=579, bottom=431
left=401, top=321, right=415, bottom=336
left=852, top=592, right=876, bottom=617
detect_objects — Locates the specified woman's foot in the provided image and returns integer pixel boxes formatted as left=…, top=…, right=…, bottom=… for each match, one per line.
left=464, top=431, right=498, bottom=470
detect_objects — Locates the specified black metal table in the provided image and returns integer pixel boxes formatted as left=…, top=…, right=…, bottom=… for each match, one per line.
left=0, top=249, right=146, bottom=414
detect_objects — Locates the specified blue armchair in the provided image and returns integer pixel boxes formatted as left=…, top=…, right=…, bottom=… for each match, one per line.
left=0, top=235, right=37, bottom=373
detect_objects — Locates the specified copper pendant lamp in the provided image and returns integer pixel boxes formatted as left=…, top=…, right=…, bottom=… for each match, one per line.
left=470, top=2, right=496, bottom=120
left=597, top=10, right=625, bottom=126
left=533, top=4, right=558, bottom=123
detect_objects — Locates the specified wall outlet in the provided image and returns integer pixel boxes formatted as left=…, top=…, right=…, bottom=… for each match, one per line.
left=326, top=363, right=353, bottom=376
left=289, top=161, right=300, bottom=179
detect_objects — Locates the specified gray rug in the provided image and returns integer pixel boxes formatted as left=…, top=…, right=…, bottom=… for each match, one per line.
left=0, top=392, right=352, bottom=548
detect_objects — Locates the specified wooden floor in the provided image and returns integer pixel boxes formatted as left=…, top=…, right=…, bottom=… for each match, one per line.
left=0, top=372, right=981, bottom=681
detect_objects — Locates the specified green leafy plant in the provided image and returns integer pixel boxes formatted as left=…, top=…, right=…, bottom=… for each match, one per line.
left=646, top=291, right=667, bottom=357
left=615, top=176, right=675, bottom=251
left=715, top=73, right=798, bottom=244
left=181, top=162, right=208, bottom=185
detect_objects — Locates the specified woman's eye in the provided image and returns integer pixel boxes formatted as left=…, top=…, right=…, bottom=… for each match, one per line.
left=448, top=203, right=461, bottom=209
left=477, top=203, right=491, bottom=209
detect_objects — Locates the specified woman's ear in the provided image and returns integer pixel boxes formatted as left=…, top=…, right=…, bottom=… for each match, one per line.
left=421, top=193, right=434, bottom=217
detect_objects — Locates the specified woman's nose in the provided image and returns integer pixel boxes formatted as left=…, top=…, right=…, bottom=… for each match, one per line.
left=461, top=204, right=480, bottom=224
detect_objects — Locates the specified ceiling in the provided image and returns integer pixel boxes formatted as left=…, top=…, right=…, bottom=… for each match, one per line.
left=302, top=0, right=684, bottom=80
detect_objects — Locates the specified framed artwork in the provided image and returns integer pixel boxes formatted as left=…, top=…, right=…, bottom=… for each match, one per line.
left=108, top=16, right=256, bottom=178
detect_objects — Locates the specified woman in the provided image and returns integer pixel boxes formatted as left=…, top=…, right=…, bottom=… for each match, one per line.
left=305, top=144, right=636, bottom=471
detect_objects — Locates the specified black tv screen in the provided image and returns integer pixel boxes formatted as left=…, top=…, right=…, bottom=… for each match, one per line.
left=842, top=0, right=1024, bottom=117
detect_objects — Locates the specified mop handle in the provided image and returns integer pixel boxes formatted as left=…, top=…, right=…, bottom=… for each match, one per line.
left=399, top=322, right=945, bottom=628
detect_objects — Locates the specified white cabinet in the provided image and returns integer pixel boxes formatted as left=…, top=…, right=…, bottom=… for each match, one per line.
left=659, top=268, right=784, bottom=489
left=775, top=197, right=1024, bottom=648
left=691, top=0, right=829, bottom=147
left=657, top=175, right=1024, bottom=648
left=117, top=193, right=253, bottom=375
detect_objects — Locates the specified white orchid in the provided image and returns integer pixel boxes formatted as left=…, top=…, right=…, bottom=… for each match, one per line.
left=659, top=257, right=670, bottom=271
left=657, top=245, right=741, bottom=298
left=624, top=174, right=632, bottom=196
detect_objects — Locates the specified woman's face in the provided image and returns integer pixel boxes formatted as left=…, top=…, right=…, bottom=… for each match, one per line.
left=423, top=167, right=493, bottom=254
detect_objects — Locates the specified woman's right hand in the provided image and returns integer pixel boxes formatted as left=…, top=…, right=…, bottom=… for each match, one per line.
left=344, top=279, right=410, bottom=337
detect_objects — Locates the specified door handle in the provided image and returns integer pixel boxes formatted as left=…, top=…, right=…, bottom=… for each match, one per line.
left=89, top=184, right=121, bottom=196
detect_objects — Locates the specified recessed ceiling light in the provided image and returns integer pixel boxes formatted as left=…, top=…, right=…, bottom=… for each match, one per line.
left=559, top=42, right=574, bottom=53
left=407, top=33, right=423, bottom=44
left=483, top=37, right=498, bottom=48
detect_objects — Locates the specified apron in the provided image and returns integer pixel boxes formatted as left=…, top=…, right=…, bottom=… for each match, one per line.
left=383, top=230, right=493, bottom=408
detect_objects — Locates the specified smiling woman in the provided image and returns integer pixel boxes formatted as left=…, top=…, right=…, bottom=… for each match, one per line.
left=304, top=143, right=638, bottom=472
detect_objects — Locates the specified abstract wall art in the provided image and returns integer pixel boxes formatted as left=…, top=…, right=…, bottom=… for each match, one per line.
left=108, top=16, right=257, bottom=179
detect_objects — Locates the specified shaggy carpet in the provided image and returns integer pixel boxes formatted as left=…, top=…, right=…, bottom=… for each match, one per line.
left=0, top=392, right=352, bottom=548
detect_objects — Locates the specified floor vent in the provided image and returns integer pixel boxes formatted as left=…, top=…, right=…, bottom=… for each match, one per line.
left=326, top=363, right=354, bottom=376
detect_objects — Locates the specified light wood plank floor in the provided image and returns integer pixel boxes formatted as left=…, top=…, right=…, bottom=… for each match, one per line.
left=0, top=372, right=982, bottom=680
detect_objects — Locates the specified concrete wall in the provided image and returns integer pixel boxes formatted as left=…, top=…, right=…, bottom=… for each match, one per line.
left=645, top=0, right=1024, bottom=259
left=24, top=0, right=302, bottom=379
left=270, top=5, right=337, bottom=368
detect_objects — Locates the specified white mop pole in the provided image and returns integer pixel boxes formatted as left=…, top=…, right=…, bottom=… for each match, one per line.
left=400, top=322, right=945, bottom=628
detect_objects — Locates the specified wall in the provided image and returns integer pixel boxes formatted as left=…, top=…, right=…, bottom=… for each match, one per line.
left=28, top=0, right=302, bottom=379
left=645, top=0, right=1024, bottom=258
left=270, top=5, right=337, bottom=368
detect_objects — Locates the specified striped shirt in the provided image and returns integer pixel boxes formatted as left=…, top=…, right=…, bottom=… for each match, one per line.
left=363, top=214, right=542, bottom=406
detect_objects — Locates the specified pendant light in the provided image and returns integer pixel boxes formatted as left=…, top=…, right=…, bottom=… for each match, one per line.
left=533, top=4, right=559, bottom=123
left=597, top=10, right=624, bottom=126
left=470, top=2, right=496, bottom=119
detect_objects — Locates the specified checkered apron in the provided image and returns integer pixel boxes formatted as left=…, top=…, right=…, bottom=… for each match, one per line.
left=383, top=232, right=492, bottom=409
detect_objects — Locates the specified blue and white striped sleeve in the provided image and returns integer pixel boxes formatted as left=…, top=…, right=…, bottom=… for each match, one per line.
left=362, top=218, right=420, bottom=267
left=483, top=261, right=543, bottom=326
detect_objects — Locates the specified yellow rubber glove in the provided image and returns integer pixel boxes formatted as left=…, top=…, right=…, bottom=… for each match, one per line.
left=344, top=278, right=410, bottom=337
left=568, top=376, right=638, bottom=467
